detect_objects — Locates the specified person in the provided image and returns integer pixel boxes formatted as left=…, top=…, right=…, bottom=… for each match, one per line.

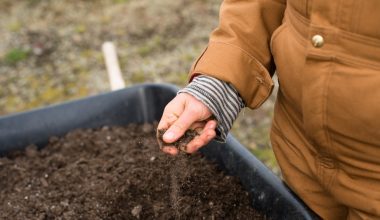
left=157, top=0, right=380, bottom=219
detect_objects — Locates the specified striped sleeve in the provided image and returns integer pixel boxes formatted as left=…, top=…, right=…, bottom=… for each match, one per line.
left=178, top=75, right=245, bottom=142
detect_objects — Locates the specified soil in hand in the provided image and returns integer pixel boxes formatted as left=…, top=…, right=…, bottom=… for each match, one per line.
left=157, top=129, right=198, bottom=151
left=0, top=124, right=264, bottom=219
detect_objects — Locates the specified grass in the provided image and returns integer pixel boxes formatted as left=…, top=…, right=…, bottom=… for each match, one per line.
left=4, top=48, right=30, bottom=65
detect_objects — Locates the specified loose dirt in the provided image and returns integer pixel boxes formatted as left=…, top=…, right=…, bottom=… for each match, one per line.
left=0, top=124, right=264, bottom=219
left=157, top=129, right=198, bottom=151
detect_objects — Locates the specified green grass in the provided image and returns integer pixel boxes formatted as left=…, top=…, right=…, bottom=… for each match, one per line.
left=4, top=48, right=30, bottom=65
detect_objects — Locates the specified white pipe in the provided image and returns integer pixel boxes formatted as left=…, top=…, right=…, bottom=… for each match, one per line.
left=102, top=41, right=126, bottom=91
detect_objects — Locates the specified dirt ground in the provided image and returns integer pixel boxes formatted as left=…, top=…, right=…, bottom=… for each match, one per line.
left=0, top=0, right=278, bottom=173
left=0, top=124, right=264, bottom=219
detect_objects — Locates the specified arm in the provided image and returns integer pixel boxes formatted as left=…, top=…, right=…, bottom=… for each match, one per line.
left=158, top=0, right=286, bottom=155
left=190, top=0, right=286, bottom=108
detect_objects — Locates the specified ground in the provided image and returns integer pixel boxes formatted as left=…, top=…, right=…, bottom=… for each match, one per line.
left=0, top=0, right=279, bottom=174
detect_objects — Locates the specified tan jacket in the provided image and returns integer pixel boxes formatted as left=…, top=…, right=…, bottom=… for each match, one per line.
left=189, top=0, right=380, bottom=109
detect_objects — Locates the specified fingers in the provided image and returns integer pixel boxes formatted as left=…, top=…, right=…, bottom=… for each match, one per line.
left=162, top=146, right=179, bottom=156
left=157, top=97, right=184, bottom=131
left=190, top=121, right=206, bottom=133
left=186, top=120, right=217, bottom=154
left=160, top=120, right=217, bottom=155
left=161, top=105, right=202, bottom=144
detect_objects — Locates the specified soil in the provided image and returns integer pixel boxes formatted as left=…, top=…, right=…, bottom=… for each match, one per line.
left=0, top=124, right=265, bottom=219
left=157, top=129, right=198, bottom=151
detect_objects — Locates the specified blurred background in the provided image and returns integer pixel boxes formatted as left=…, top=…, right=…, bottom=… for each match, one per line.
left=0, top=0, right=279, bottom=174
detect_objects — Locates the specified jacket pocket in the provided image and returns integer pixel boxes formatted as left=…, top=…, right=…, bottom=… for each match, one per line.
left=326, top=59, right=380, bottom=147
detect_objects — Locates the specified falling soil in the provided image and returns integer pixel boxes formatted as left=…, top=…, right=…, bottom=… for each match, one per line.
left=0, top=124, right=264, bottom=219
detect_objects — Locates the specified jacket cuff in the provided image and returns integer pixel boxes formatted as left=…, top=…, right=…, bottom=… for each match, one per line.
left=189, top=41, right=274, bottom=109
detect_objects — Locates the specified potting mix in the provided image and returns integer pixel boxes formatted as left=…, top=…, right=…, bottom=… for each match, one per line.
left=0, top=124, right=264, bottom=219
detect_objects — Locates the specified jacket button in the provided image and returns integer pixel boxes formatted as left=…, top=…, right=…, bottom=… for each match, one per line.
left=311, top=35, right=324, bottom=48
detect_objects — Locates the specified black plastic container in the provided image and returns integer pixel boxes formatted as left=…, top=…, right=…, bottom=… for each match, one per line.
left=0, top=84, right=319, bottom=220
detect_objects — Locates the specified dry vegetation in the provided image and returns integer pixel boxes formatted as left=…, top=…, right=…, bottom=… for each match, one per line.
left=0, top=0, right=279, bottom=173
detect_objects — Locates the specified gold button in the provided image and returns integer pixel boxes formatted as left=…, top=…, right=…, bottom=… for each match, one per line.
left=311, top=34, right=324, bottom=48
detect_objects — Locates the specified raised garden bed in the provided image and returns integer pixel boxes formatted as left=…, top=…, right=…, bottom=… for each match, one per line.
left=0, top=84, right=319, bottom=220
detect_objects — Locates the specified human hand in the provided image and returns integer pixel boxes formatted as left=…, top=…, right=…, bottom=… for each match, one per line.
left=157, top=93, right=217, bottom=155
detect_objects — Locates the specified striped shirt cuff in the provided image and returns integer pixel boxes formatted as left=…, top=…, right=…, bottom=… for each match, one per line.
left=178, top=75, right=245, bottom=142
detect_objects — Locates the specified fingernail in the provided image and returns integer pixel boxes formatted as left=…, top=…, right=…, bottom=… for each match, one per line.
left=209, top=123, right=216, bottom=129
left=163, top=131, right=175, bottom=142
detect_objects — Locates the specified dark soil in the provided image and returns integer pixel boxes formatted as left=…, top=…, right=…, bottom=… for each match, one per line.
left=157, top=129, right=198, bottom=151
left=0, top=124, right=264, bottom=219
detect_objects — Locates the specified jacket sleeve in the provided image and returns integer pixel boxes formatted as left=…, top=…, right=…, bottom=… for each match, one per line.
left=189, top=0, right=286, bottom=109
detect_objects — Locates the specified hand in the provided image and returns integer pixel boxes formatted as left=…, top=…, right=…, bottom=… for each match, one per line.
left=157, top=93, right=217, bottom=155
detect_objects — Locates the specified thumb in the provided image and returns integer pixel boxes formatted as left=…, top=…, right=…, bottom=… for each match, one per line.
left=163, top=108, right=201, bottom=143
